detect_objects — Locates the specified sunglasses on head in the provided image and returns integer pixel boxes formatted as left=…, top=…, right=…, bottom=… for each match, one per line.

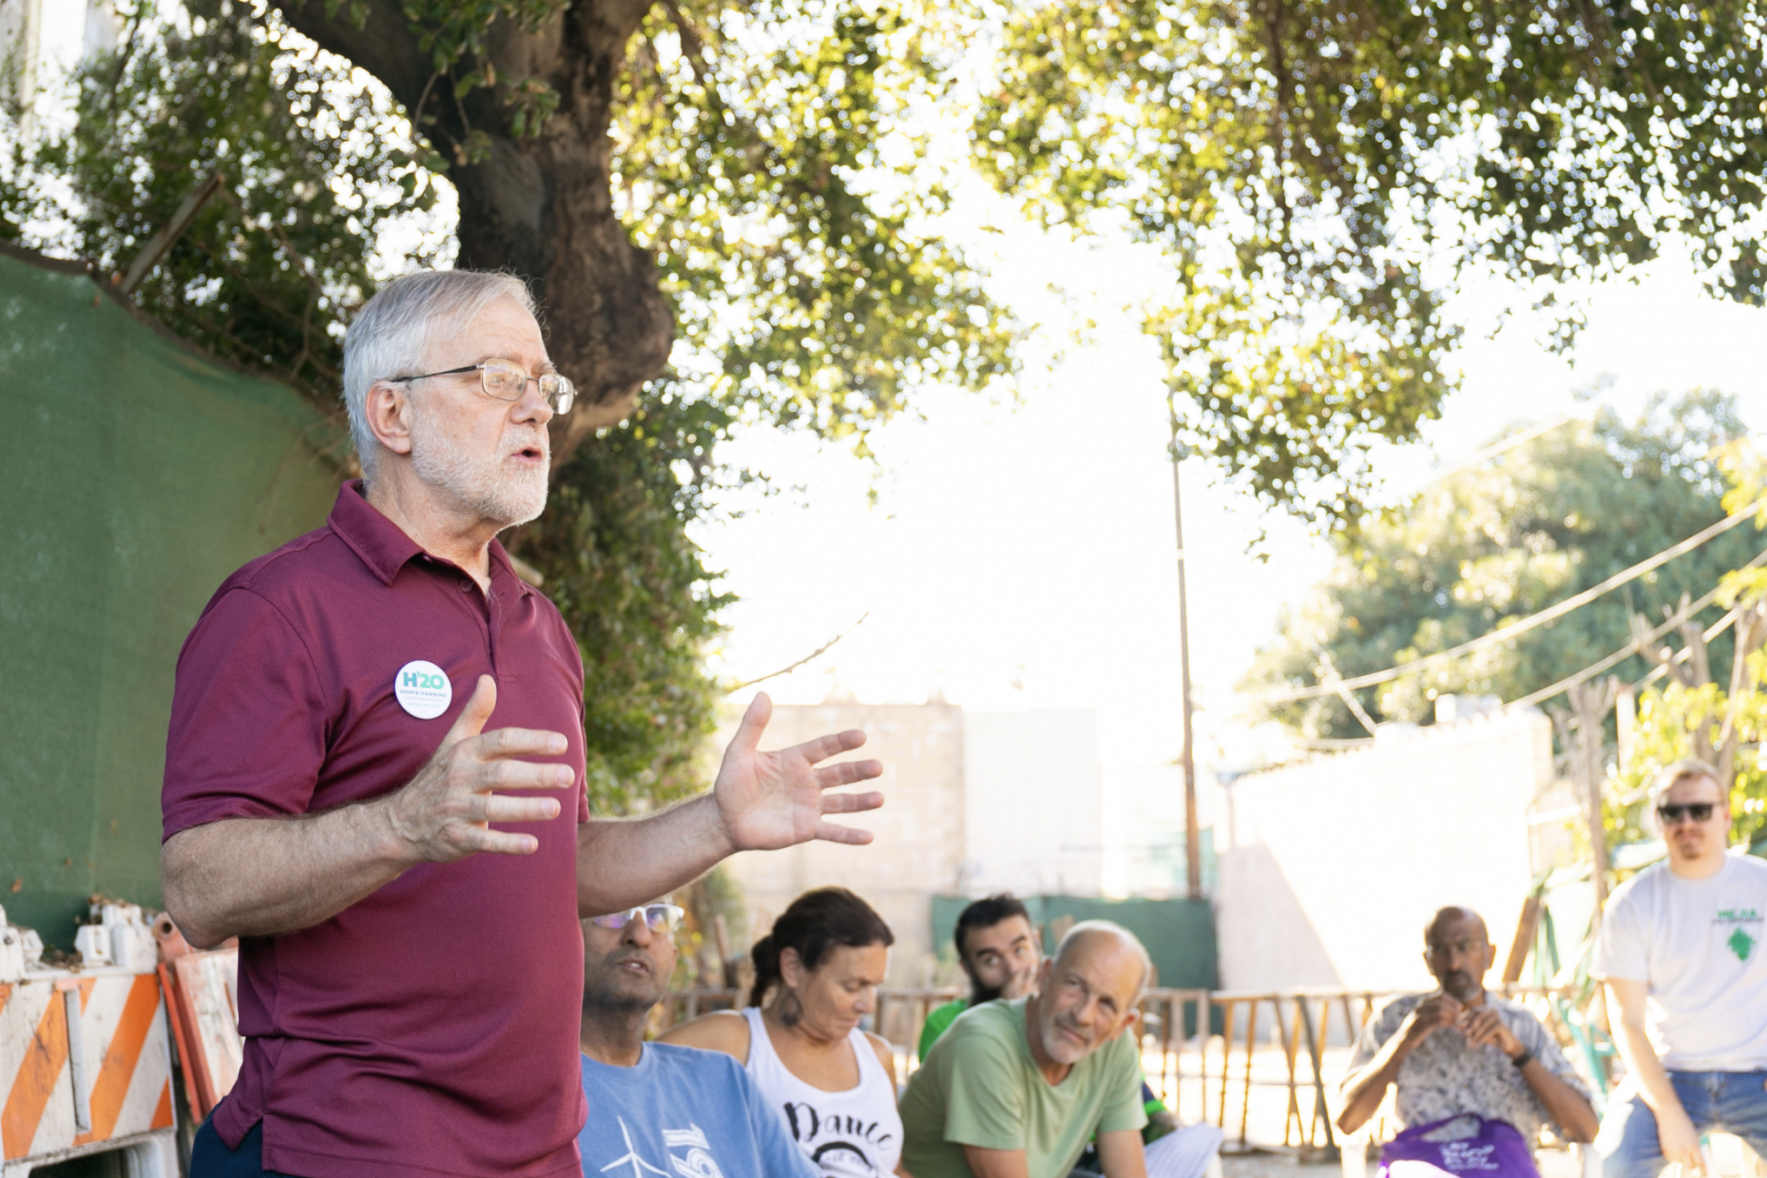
left=588, top=903, right=684, bottom=933
left=1657, top=803, right=1716, bottom=824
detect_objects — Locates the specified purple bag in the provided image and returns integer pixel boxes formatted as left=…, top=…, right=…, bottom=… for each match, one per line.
left=1376, top=1115, right=1543, bottom=1178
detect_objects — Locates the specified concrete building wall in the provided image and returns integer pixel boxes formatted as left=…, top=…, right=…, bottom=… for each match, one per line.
left=961, top=709, right=1104, bottom=897
left=717, top=701, right=968, bottom=984
left=716, top=703, right=1109, bottom=983
left=1214, top=707, right=1552, bottom=993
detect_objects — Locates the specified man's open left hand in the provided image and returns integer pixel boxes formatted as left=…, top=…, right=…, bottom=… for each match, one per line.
left=712, top=692, right=884, bottom=852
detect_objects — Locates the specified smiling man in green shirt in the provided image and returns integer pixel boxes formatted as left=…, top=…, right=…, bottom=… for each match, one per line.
left=901, top=921, right=1152, bottom=1178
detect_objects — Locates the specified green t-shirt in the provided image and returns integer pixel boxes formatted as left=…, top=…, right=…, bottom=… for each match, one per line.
left=918, top=998, right=968, bottom=1061
left=899, top=996, right=1148, bottom=1178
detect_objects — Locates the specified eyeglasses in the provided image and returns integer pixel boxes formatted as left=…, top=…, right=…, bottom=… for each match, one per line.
left=1657, top=803, right=1717, bottom=825
left=1426, top=938, right=1484, bottom=959
left=588, top=904, right=684, bottom=934
left=390, top=358, right=575, bottom=414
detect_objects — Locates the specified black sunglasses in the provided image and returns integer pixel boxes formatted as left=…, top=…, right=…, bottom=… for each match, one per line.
left=1657, top=803, right=1716, bottom=824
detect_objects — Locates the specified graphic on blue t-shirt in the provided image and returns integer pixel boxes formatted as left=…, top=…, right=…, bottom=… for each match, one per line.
left=578, top=1044, right=815, bottom=1178
left=599, top=1117, right=671, bottom=1176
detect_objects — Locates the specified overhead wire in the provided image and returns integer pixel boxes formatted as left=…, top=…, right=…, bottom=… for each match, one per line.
left=1633, top=607, right=1744, bottom=692
left=1508, top=547, right=1767, bottom=708
left=1257, top=507, right=1762, bottom=705
left=1418, top=413, right=1582, bottom=487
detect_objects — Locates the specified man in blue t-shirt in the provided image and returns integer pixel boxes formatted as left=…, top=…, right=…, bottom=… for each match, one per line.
left=577, top=899, right=815, bottom=1178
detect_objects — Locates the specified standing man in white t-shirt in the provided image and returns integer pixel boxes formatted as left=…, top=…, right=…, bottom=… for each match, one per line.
left=1592, top=759, right=1767, bottom=1178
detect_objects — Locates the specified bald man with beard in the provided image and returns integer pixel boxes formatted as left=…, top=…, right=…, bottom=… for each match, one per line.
left=1338, top=907, right=1597, bottom=1152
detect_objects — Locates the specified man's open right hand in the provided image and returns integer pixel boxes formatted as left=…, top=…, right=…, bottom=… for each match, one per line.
left=1656, top=1103, right=1705, bottom=1174
left=382, top=675, right=575, bottom=861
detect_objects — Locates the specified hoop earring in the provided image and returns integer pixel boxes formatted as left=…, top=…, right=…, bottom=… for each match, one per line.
left=778, top=989, right=803, bottom=1028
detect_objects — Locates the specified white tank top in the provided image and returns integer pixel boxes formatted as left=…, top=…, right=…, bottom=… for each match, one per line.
left=741, top=1004, right=903, bottom=1178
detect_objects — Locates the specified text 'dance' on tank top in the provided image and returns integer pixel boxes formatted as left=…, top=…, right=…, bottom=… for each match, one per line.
left=740, top=1005, right=903, bottom=1178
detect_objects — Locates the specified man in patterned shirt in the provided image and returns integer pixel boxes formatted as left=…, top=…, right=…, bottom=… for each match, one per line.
left=1337, top=906, right=1597, bottom=1149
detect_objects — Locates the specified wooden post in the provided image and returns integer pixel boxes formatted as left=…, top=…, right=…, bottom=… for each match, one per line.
left=1502, top=890, right=1544, bottom=985
left=119, top=171, right=226, bottom=296
left=1299, top=997, right=1336, bottom=1154
left=1196, top=990, right=1212, bottom=1125
left=1240, top=1000, right=1259, bottom=1147
left=1218, top=1000, right=1237, bottom=1135
left=1567, top=677, right=1620, bottom=911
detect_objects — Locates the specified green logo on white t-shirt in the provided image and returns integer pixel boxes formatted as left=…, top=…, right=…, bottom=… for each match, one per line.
left=1729, top=928, right=1756, bottom=962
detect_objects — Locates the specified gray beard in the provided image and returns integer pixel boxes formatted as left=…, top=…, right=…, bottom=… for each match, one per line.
left=581, top=987, right=659, bottom=1017
left=410, top=410, right=549, bottom=529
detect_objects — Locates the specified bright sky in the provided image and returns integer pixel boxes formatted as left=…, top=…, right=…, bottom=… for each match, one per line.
left=699, top=208, right=1767, bottom=874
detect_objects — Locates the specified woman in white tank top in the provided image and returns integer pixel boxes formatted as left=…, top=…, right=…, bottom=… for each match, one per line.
left=661, top=888, right=907, bottom=1178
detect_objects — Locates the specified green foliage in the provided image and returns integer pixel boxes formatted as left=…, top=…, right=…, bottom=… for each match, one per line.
left=1244, top=391, right=1761, bottom=740
left=1608, top=453, right=1767, bottom=851
left=2, top=0, right=443, bottom=408
left=507, top=387, right=735, bottom=814
left=1608, top=675, right=1767, bottom=851
left=396, top=0, right=566, bottom=159
left=613, top=0, right=1017, bottom=452
left=0, top=0, right=1017, bottom=813
left=971, top=0, right=1767, bottom=526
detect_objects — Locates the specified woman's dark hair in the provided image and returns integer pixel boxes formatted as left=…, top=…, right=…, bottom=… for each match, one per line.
left=747, top=887, right=894, bottom=1008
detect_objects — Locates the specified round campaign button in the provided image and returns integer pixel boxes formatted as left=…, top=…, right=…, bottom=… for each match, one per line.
left=394, top=660, right=453, bottom=719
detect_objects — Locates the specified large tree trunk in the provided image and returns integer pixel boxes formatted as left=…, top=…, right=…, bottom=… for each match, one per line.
left=271, top=0, right=670, bottom=470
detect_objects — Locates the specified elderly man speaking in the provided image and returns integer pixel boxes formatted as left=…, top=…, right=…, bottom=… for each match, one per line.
left=159, top=271, right=884, bottom=1178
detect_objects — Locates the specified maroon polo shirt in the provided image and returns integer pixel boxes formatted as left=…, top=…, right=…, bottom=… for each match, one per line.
left=162, top=482, right=590, bottom=1178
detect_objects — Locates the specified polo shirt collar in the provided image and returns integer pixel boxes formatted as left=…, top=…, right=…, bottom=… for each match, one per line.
left=328, top=480, right=535, bottom=597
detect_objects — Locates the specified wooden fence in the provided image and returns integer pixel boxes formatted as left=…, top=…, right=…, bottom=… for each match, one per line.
left=655, top=982, right=1605, bottom=1157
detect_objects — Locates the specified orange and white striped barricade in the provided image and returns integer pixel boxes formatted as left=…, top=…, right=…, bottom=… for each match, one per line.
left=0, top=903, right=178, bottom=1177
left=152, top=913, right=242, bottom=1119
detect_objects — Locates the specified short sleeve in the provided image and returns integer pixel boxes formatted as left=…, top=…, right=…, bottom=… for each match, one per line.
left=1094, top=1035, right=1151, bottom=1135
left=1591, top=883, right=1648, bottom=981
left=162, top=589, right=329, bottom=839
left=919, top=1001, right=962, bottom=1061
left=741, top=1064, right=818, bottom=1178
left=1343, top=1001, right=1404, bottom=1083
left=940, top=1026, right=1029, bottom=1150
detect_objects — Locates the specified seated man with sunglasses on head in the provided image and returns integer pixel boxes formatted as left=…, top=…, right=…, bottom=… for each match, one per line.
left=576, top=901, right=816, bottom=1178
left=1593, top=760, right=1767, bottom=1178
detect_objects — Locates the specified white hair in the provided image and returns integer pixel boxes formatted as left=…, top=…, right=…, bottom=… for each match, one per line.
left=1052, top=920, right=1153, bottom=1004
left=341, top=270, right=537, bottom=482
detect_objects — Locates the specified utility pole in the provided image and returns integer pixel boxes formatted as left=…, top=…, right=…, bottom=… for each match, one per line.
left=1169, top=400, right=1202, bottom=901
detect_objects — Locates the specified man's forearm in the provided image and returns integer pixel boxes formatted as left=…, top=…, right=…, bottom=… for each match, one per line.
left=1337, top=1036, right=1412, bottom=1132
left=576, top=794, right=736, bottom=916
left=1518, top=1061, right=1598, bottom=1143
left=959, top=1146, right=1030, bottom=1178
left=1611, top=1014, right=1683, bottom=1117
left=161, top=804, right=408, bottom=948
left=1096, top=1129, right=1150, bottom=1178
